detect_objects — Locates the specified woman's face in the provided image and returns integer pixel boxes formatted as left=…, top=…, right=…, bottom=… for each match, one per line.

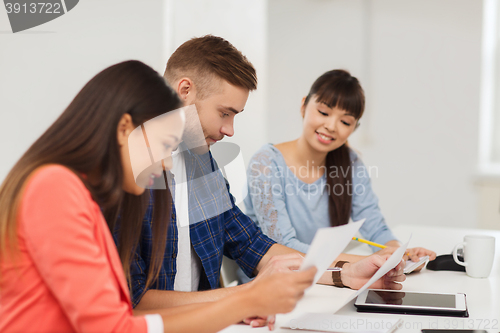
left=119, top=109, right=185, bottom=195
left=300, top=95, right=358, bottom=154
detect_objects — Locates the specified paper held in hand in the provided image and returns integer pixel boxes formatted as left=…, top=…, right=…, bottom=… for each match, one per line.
left=342, top=236, right=410, bottom=306
left=299, top=219, right=366, bottom=284
left=299, top=222, right=411, bottom=308
left=284, top=231, right=411, bottom=332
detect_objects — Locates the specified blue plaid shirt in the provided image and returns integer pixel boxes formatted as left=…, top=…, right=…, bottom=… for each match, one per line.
left=129, top=148, right=275, bottom=307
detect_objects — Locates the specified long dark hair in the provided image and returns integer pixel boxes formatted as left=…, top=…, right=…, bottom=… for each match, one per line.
left=304, top=69, right=365, bottom=227
left=0, top=60, right=180, bottom=290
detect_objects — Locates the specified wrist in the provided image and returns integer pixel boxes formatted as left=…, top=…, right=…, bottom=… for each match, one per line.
left=213, top=289, right=261, bottom=326
left=240, top=283, right=262, bottom=316
left=239, top=279, right=253, bottom=292
left=340, top=262, right=351, bottom=288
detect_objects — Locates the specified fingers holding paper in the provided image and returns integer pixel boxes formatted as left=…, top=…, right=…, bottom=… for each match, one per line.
left=381, top=257, right=406, bottom=289
left=340, top=255, right=406, bottom=290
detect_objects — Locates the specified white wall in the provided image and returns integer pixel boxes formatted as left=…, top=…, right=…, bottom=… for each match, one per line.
left=0, top=0, right=165, bottom=181
left=162, top=0, right=269, bottom=180
left=361, top=0, right=482, bottom=229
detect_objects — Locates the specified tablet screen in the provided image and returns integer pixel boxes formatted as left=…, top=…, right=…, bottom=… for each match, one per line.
left=365, top=290, right=456, bottom=308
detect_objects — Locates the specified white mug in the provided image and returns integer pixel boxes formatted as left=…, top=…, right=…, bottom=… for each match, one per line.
left=452, top=235, right=496, bottom=278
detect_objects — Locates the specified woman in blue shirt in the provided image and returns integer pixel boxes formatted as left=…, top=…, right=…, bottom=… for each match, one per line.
left=244, top=69, right=436, bottom=263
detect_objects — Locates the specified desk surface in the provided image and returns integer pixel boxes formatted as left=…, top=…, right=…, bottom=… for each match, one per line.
left=220, top=224, right=500, bottom=333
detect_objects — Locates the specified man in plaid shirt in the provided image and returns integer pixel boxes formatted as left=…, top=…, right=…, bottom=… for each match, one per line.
left=128, top=36, right=406, bottom=325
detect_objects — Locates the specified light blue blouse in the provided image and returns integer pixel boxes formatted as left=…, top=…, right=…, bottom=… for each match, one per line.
left=244, top=143, right=397, bottom=254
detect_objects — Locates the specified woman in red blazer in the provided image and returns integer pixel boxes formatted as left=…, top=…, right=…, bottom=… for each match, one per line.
left=0, top=61, right=316, bottom=333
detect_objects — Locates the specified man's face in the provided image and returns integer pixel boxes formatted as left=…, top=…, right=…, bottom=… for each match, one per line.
left=182, top=80, right=249, bottom=151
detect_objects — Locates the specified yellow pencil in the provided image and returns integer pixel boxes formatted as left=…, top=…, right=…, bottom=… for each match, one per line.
left=351, top=237, right=386, bottom=249
left=352, top=237, right=411, bottom=257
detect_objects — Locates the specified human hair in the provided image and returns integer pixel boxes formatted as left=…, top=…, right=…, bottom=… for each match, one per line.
left=164, top=35, right=257, bottom=99
left=0, top=60, right=180, bottom=291
left=304, top=69, right=365, bottom=227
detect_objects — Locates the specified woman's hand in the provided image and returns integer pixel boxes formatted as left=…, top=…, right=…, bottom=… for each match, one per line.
left=404, top=247, right=437, bottom=272
left=406, top=247, right=437, bottom=262
left=374, top=244, right=437, bottom=272
left=341, top=254, right=406, bottom=290
left=378, top=246, right=437, bottom=262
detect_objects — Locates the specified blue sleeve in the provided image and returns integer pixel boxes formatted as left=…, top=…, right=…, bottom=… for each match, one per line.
left=223, top=194, right=275, bottom=278
left=202, top=151, right=275, bottom=278
left=349, top=151, right=398, bottom=250
left=244, top=148, right=310, bottom=254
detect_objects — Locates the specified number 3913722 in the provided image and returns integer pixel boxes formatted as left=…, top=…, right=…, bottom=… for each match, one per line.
left=5, top=2, right=62, bottom=14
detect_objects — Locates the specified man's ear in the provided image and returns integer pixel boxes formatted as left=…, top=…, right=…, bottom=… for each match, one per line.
left=176, top=78, right=196, bottom=104
left=300, top=96, right=307, bottom=118
left=117, top=113, right=134, bottom=147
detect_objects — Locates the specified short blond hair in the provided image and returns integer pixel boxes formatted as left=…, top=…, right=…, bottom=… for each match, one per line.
left=164, top=35, right=257, bottom=98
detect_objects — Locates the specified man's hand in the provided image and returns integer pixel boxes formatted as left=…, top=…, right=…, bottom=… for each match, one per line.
left=253, top=253, right=304, bottom=281
left=242, top=266, right=316, bottom=327
left=341, top=254, right=406, bottom=290
left=243, top=253, right=304, bottom=330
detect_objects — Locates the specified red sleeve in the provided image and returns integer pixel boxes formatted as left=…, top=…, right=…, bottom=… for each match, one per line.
left=20, top=165, right=148, bottom=333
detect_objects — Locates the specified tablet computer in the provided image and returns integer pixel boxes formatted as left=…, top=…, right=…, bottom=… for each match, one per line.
left=354, top=290, right=468, bottom=317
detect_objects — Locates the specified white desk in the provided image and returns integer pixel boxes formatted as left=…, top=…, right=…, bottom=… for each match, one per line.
left=220, top=225, right=500, bottom=333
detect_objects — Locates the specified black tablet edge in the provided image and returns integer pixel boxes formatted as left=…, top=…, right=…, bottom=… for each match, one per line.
left=355, top=303, right=469, bottom=318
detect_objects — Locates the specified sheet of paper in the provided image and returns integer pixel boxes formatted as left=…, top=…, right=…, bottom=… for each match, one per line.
left=282, top=313, right=403, bottom=333
left=339, top=235, right=411, bottom=308
left=404, top=255, right=429, bottom=274
left=300, top=219, right=365, bottom=284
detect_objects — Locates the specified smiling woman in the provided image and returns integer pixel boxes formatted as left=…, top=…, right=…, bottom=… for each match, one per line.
left=243, top=69, right=436, bottom=270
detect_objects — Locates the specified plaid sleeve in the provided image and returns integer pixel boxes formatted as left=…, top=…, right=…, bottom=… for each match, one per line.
left=223, top=181, right=276, bottom=278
